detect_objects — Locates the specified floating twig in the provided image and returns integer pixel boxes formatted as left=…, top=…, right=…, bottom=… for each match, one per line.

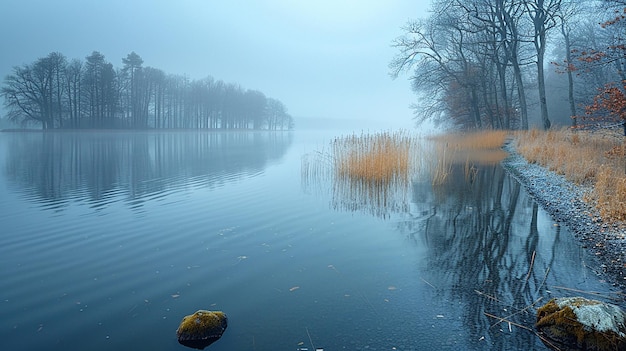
left=474, top=290, right=507, bottom=305
left=525, top=250, right=536, bottom=282
left=488, top=297, right=543, bottom=329
left=484, top=312, right=562, bottom=350
left=421, top=277, right=436, bottom=289
left=550, top=286, right=624, bottom=300
left=484, top=312, right=533, bottom=331
left=535, top=267, right=550, bottom=295
left=306, top=327, right=315, bottom=350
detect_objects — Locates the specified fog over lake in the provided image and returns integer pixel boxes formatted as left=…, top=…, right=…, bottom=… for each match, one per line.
left=2, top=1, right=626, bottom=350
left=0, top=1, right=427, bottom=130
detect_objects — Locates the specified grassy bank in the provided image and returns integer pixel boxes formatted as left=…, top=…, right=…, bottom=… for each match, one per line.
left=512, top=128, right=626, bottom=222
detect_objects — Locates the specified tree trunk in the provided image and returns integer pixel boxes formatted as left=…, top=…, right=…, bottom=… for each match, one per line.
left=512, top=60, right=529, bottom=130
left=561, top=22, right=577, bottom=126
left=536, top=34, right=551, bottom=130
left=470, top=88, right=482, bottom=128
left=497, top=62, right=510, bottom=129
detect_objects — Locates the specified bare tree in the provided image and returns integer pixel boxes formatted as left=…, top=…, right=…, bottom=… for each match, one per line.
left=65, top=59, right=83, bottom=127
left=83, top=51, right=117, bottom=127
left=44, top=52, right=67, bottom=128
left=266, top=98, right=291, bottom=130
left=497, top=0, right=532, bottom=129
left=1, top=53, right=67, bottom=129
left=390, top=8, right=486, bottom=128
left=122, top=52, right=144, bottom=128
left=2, top=50, right=290, bottom=130
left=391, top=0, right=514, bottom=129
left=1, top=63, right=49, bottom=128
left=553, top=0, right=590, bottom=125
left=525, top=0, right=563, bottom=130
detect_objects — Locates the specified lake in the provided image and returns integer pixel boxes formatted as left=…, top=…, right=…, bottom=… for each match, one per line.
left=0, top=130, right=619, bottom=350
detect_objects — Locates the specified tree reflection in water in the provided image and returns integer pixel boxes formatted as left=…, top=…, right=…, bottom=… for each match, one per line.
left=415, top=163, right=539, bottom=347
left=305, top=136, right=614, bottom=348
left=397, top=158, right=614, bottom=349
left=3, top=131, right=293, bottom=211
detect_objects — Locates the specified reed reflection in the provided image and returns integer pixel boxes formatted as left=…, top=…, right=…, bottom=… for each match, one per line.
left=302, top=131, right=420, bottom=218
left=3, top=131, right=293, bottom=210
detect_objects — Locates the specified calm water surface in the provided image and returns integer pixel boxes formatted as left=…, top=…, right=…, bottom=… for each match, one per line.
left=0, top=130, right=619, bottom=350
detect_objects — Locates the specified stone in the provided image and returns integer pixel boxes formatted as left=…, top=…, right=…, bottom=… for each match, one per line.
left=535, top=297, right=626, bottom=350
left=176, top=310, right=228, bottom=349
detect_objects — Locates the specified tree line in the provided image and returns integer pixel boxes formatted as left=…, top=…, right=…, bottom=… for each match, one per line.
left=391, top=0, right=626, bottom=131
left=1, top=51, right=294, bottom=130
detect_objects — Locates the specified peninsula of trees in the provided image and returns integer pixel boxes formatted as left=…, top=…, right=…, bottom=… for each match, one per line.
left=1, top=51, right=294, bottom=130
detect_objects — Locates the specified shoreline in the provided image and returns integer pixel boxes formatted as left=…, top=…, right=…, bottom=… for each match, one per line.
left=501, top=140, right=626, bottom=293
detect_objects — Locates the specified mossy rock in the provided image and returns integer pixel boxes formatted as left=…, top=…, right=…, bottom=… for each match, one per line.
left=535, top=297, right=626, bottom=350
left=176, top=310, right=228, bottom=349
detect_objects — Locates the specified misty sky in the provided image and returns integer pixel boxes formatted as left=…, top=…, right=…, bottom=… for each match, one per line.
left=0, top=0, right=429, bottom=130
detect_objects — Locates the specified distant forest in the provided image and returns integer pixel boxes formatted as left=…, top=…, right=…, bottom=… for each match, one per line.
left=390, top=0, right=626, bottom=131
left=1, top=51, right=293, bottom=130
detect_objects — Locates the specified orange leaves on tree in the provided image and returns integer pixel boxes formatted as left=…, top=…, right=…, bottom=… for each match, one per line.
left=571, top=6, right=626, bottom=131
left=551, top=61, right=578, bottom=74
left=577, top=49, right=606, bottom=64
left=580, top=84, right=626, bottom=125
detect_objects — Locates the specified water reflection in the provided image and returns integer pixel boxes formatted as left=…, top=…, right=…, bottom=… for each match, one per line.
left=397, top=161, right=614, bottom=349
left=301, top=153, right=414, bottom=219
left=330, top=177, right=411, bottom=218
left=2, top=131, right=293, bottom=211
left=301, top=133, right=420, bottom=219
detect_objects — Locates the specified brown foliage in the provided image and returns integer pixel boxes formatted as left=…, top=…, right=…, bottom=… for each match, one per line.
left=562, top=7, right=626, bottom=127
left=581, top=84, right=626, bottom=124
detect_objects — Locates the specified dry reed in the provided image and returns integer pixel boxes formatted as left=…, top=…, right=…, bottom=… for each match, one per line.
left=301, top=131, right=420, bottom=218
left=428, top=130, right=509, bottom=185
left=513, top=128, right=626, bottom=222
left=301, top=130, right=509, bottom=216
left=332, top=131, right=415, bottom=183
left=431, top=143, right=452, bottom=185
left=431, top=130, right=509, bottom=150
left=329, top=131, right=417, bottom=218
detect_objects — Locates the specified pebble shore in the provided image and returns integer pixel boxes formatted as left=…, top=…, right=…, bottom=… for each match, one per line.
left=501, top=140, right=626, bottom=292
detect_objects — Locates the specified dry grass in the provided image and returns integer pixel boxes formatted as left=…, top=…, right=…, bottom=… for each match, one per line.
left=301, top=130, right=510, bottom=217
left=332, top=131, right=415, bottom=183
left=513, top=128, right=626, bottom=221
left=428, top=130, right=509, bottom=185
left=301, top=131, right=420, bottom=218
left=328, top=130, right=508, bottom=186
left=431, top=142, right=452, bottom=185
left=430, top=130, right=509, bottom=150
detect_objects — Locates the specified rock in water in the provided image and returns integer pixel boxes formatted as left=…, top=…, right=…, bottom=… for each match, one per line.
left=176, top=310, right=228, bottom=349
left=535, top=297, right=626, bottom=350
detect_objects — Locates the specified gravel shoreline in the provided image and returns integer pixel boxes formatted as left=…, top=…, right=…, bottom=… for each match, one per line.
left=501, top=140, right=626, bottom=293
